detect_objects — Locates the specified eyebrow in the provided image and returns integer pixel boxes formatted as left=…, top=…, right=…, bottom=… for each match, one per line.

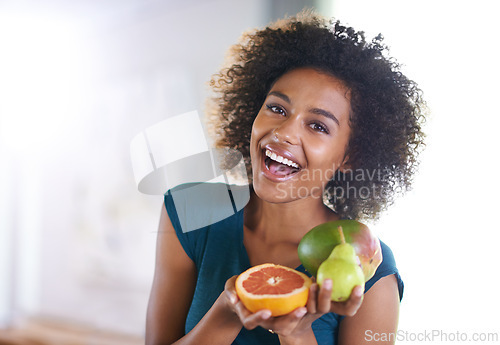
left=267, top=91, right=340, bottom=126
left=310, top=108, right=340, bottom=126
left=268, top=91, right=290, bottom=104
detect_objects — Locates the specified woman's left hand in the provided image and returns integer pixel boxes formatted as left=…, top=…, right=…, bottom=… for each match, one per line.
left=226, top=277, right=364, bottom=344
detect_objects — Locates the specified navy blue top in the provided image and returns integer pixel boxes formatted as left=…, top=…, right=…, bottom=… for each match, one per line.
left=165, top=188, right=403, bottom=345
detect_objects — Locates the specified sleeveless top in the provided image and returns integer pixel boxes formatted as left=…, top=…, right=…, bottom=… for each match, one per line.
left=165, top=186, right=404, bottom=345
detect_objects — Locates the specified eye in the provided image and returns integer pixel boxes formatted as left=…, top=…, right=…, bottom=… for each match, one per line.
left=266, top=104, right=286, bottom=116
left=309, top=122, right=329, bottom=134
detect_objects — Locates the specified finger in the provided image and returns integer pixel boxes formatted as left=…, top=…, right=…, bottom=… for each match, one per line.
left=331, top=285, right=364, bottom=317
left=273, top=307, right=307, bottom=326
left=224, top=276, right=240, bottom=307
left=261, top=307, right=307, bottom=337
left=236, top=307, right=272, bottom=330
left=224, top=276, right=238, bottom=294
left=344, top=285, right=364, bottom=316
left=352, top=284, right=364, bottom=300
left=306, top=283, right=318, bottom=314
left=317, top=279, right=333, bottom=314
left=232, top=299, right=252, bottom=320
left=293, top=307, right=307, bottom=319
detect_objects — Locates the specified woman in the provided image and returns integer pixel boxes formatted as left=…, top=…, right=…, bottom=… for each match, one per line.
left=146, top=12, right=425, bottom=345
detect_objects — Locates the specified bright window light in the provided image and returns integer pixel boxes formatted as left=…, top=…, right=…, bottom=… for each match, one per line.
left=0, top=12, right=85, bottom=158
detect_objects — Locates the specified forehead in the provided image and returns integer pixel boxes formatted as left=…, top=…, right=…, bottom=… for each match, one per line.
left=269, top=67, right=352, bottom=114
left=270, top=67, right=350, bottom=97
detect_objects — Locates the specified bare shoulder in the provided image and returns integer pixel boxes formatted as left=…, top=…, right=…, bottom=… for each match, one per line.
left=154, top=203, right=196, bottom=274
left=145, top=203, right=197, bottom=344
left=338, top=274, right=400, bottom=345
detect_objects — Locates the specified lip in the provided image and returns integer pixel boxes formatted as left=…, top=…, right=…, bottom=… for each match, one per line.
left=259, top=145, right=303, bottom=182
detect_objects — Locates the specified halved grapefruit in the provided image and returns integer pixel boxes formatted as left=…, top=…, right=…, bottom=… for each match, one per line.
left=235, top=263, right=312, bottom=317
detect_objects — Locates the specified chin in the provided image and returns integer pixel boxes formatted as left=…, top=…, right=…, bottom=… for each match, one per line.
left=252, top=175, right=287, bottom=203
left=252, top=175, right=322, bottom=204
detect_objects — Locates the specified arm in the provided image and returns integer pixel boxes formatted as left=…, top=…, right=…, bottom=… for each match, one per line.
left=145, top=204, right=244, bottom=345
left=145, top=204, right=197, bottom=344
left=338, top=274, right=400, bottom=345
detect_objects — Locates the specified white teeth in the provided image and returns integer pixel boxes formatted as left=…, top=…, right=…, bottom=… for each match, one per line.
left=265, top=149, right=299, bottom=169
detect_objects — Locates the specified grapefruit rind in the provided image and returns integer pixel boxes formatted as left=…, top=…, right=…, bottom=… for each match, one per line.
left=235, top=263, right=312, bottom=317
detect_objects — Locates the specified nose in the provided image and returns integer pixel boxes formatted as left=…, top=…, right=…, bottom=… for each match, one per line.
left=272, top=116, right=300, bottom=145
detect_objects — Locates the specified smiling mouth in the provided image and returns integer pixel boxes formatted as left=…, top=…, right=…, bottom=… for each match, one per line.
left=264, top=149, right=301, bottom=177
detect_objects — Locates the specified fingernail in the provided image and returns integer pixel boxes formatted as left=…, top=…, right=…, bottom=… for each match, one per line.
left=355, top=286, right=363, bottom=296
left=229, top=293, right=237, bottom=304
left=323, top=279, right=332, bottom=289
left=261, top=310, right=272, bottom=319
left=296, top=308, right=307, bottom=318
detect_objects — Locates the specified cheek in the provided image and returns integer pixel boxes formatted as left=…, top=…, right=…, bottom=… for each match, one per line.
left=250, top=114, right=267, bottom=145
left=307, top=141, right=346, bottom=180
left=249, top=116, right=263, bottom=156
left=249, top=122, right=258, bottom=148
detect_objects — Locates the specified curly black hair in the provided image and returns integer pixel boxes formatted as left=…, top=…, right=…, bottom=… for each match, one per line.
left=206, top=12, right=426, bottom=221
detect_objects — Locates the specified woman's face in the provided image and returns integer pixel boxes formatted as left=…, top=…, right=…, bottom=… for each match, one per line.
left=250, top=67, right=352, bottom=204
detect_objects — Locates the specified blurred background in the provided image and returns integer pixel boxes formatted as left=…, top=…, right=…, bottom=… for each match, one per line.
left=0, top=0, right=499, bottom=344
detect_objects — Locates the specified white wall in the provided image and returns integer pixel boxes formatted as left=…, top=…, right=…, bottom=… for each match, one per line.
left=332, top=0, right=500, bottom=341
left=0, top=0, right=269, bottom=336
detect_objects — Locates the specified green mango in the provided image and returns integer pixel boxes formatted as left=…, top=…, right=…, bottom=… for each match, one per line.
left=298, top=219, right=382, bottom=280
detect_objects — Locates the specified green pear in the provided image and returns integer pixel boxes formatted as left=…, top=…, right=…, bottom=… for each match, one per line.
left=316, top=226, right=365, bottom=302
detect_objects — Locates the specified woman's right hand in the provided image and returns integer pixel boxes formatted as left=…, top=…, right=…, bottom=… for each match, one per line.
left=222, top=276, right=276, bottom=327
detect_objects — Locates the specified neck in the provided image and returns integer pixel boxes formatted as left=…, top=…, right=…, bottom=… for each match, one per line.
left=244, top=189, right=339, bottom=245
